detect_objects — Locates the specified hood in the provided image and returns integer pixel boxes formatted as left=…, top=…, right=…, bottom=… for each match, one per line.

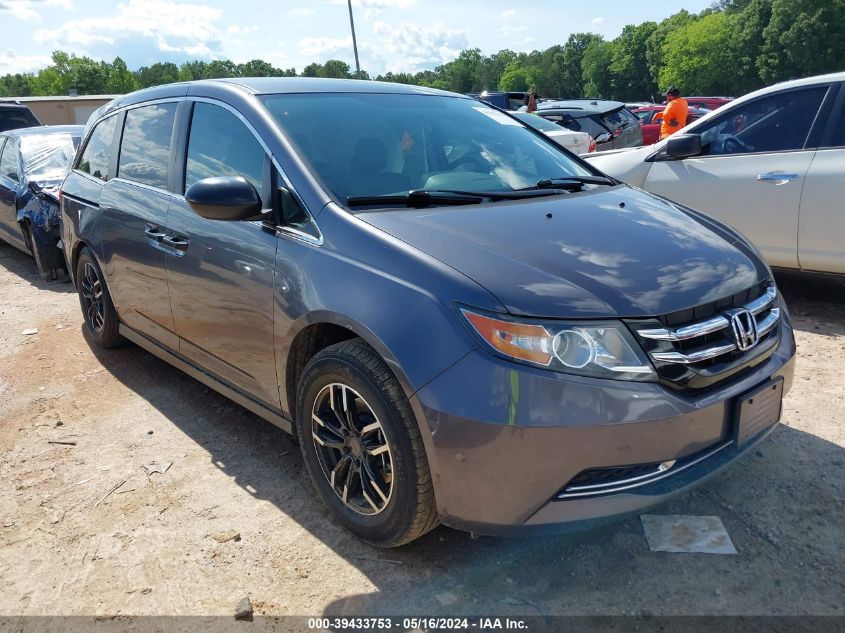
left=359, top=186, right=769, bottom=318
left=584, top=145, right=655, bottom=187
left=588, top=146, right=643, bottom=158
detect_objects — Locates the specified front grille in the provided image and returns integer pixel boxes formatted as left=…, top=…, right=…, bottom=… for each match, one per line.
left=627, top=283, right=781, bottom=390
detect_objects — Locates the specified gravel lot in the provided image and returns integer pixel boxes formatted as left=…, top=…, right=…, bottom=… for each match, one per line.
left=0, top=241, right=843, bottom=619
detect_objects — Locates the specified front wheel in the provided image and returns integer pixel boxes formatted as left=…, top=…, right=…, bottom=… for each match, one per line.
left=24, top=222, right=65, bottom=282
left=296, top=339, right=439, bottom=547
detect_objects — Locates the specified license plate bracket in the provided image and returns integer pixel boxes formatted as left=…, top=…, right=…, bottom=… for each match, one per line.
left=735, top=378, right=784, bottom=448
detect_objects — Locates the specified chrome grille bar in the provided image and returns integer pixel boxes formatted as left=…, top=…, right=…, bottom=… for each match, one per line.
left=651, top=308, right=781, bottom=364
left=639, top=286, right=777, bottom=342
left=757, top=307, right=780, bottom=337
left=747, top=286, right=778, bottom=315
left=638, top=315, right=729, bottom=342
left=641, top=286, right=779, bottom=366
left=652, top=343, right=737, bottom=364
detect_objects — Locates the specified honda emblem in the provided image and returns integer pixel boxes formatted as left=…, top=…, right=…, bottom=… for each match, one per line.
left=729, top=309, right=758, bottom=351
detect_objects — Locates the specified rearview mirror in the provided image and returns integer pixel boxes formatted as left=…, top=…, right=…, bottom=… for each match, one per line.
left=665, top=134, right=702, bottom=160
left=595, top=132, right=611, bottom=144
left=185, top=176, right=262, bottom=221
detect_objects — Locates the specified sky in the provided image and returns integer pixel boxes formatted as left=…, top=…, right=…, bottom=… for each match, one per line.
left=0, top=0, right=715, bottom=77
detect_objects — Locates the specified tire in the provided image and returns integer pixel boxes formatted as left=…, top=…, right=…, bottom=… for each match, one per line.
left=76, top=247, right=124, bottom=348
left=296, top=338, right=439, bottom=547
left=24, top=222, right=65, bottom=282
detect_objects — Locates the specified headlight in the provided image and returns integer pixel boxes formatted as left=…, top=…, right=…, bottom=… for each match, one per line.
left=459, top=307, right=655, bottom=381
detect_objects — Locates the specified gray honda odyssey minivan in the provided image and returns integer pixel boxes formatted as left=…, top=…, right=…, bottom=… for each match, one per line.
left=61, top=79, right=795, bottom=547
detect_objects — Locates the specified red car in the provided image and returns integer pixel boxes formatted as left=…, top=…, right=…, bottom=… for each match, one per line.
left=632, top=105, right=711, bottom=145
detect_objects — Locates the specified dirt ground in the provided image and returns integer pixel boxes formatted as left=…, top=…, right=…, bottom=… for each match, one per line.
left=1, top=240, right=843, bottom=620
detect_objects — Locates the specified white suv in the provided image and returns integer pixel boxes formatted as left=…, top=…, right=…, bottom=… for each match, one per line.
left=586, top=72, right=845, bottom=274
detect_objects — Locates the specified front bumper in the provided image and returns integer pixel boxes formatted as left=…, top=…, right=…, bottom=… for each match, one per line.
left=412, top=313, right=796, bottom=536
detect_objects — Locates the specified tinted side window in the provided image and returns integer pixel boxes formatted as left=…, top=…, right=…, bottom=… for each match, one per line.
left=78, top=115, right=118, bottom=181
left=185, top=103, right=266, bottom=204
left=118, top=103, right=177, bottom=189
left=0, top=110, right=38, bottom=133
left=696, top=87, right=827, bottom=156
left=0, top=138, right=19, bottom=181
left=826, top=105, right=845, bottom=148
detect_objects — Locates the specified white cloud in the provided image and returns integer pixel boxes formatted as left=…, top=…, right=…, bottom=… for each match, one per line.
left=331, top=0, right=417, bottom=8
left=369, top=21, right=467, bottom=73
left=591, top=16, right=605, bottom=26
left=34, top=0, right=225, bottom=58
left=297, top=36, right=353, bottom=59
left=0, top=48, right=53, bottom=73
left=500, top=24, right=527, bottom=36
left=288, top=7, right=315, bottom=18
left=501, top=9, right=515, bottom=18
left=0, top=0, right=72, bottom=22
left=330, top=0, right=417, bottom=19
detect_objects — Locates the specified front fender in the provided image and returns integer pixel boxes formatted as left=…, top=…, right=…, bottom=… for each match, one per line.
left=271, top=204, right=501, bottom=507
left=18, top=187, right=61, bottom=244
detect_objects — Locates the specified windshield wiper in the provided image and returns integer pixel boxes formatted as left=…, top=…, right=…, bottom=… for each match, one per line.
left=346, top=188, right=570, bottom=209
left=426, top=188, right=578, bottom=200
left=346, top=190, right=485, bottom=209
left=532, top=175, right=617, bottom=189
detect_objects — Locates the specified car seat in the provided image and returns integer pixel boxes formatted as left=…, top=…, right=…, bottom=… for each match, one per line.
left=348, top=137, right=409, bottom=197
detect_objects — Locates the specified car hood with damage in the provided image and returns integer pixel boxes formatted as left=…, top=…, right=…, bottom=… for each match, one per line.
left=359, top=185, right=770, bottom=318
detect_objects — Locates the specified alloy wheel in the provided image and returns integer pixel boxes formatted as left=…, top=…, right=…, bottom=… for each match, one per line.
left=311, top=383, right=394, bottom=515
left=80, top=262, right=105, bottom=332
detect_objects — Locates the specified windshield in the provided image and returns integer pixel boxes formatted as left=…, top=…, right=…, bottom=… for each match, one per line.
left=260, top=93, right=595, bottom=206
left=21, top=133, right=79, bottom=183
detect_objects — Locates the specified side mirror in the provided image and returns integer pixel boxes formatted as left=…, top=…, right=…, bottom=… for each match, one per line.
left=595, top=132, right=611, bottom=144
left=185, top=176, right=262, bottom=221
left=665, top=134, right=702, bottom=159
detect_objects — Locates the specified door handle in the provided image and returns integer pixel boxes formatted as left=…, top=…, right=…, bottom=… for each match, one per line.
left=144, top=224, right=166, bottom=242
left=757, top=172, right=799, bottom=184
left=161, top=234, right=189, bottom=252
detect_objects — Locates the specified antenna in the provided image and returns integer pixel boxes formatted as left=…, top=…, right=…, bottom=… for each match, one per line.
left=347, top=0, right=362, bottom=79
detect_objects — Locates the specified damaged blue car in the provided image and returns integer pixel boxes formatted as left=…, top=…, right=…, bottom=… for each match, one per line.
left=0, top=125, right=83, bottom=280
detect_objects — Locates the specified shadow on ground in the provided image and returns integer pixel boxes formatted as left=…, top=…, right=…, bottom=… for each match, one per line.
left=81, top=273, right=845, bottom=617
left=0, top=242, right=73, bottom=294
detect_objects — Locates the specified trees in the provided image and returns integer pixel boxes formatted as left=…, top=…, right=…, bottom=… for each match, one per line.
left=1, top=3, right=844, bottom=100
left=582, top=39, right=615, bottom=98
left=321, top=59, right=352, bottom=79
left=659, top=12, right=736, bottom=96
left=498, top=60, right=541, bottom=92
left=105, top=57, right=138, bottom=94
left=758, top=0, right=845, bottom=84
left=645, top=10, right=695, bottom=92
left=728, top=0, right=772, bottom=93
left=560, top=33, right=604, bottom=98
left=136, top=63, right=180, bottom=88
left=609, top=22, right=659, bottom=101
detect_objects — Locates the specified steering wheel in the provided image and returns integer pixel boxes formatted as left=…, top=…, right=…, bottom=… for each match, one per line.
left=448, top=155, right=486, bottom=171
left=721, top=135, right=751, bottom=154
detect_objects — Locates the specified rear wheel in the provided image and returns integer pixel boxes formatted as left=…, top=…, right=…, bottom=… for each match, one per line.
left=76, top=247, right=124, bottom=348
left=296, top=339, right=439, bottom=547
left=23, top=222, right=65, bottom=282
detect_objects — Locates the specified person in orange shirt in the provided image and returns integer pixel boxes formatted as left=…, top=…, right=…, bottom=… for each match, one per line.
left=659, top=86, right=689, bottom=140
